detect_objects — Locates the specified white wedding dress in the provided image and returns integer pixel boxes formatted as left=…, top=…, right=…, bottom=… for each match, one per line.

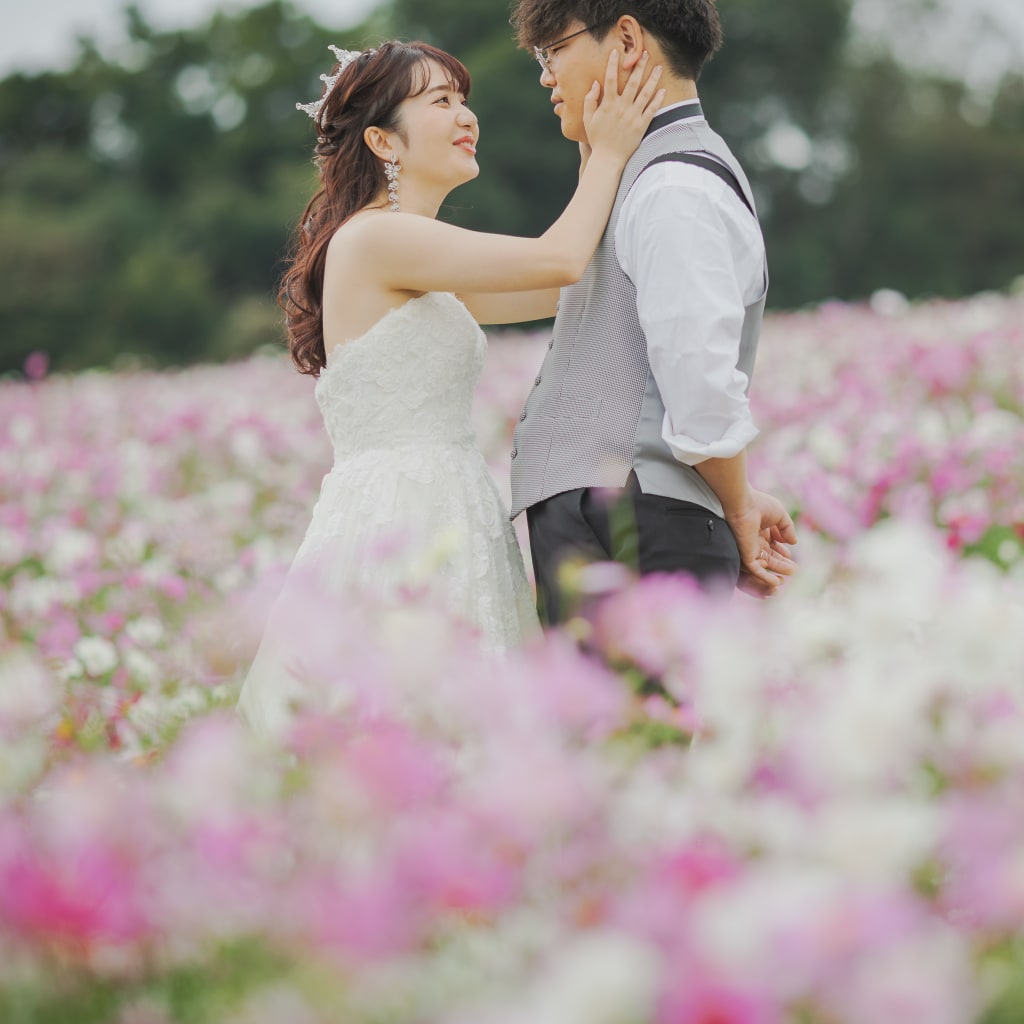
left=237, top=291, right=539, bottom=737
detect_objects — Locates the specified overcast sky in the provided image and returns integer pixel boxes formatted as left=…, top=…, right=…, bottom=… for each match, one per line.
left=851, top=0, right=1024, bottom=96
left=4, top=0, right=1024, bottom=95
left=0, top=0, right=381, bottom=73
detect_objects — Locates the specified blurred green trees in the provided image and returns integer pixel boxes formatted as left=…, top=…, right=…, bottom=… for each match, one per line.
left=0, top=0, right=1021, bottom=372
left=0, top=3, right=336, bottom=371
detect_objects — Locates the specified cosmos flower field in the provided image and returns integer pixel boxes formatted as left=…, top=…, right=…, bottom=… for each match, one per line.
left=1, top=292, right=1023, bottom=1023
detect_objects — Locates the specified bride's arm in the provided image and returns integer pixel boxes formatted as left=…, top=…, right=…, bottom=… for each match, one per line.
left=458, top=289, right=559, bottom=325
left=458, top=143, right=591, bottom=325
left=336, top=53, right=663, bottom=297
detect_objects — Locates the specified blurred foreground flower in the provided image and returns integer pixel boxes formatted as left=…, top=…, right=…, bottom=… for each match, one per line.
left=1, top=293, right=1023, bottom=1021
left=0, top=519, right=1021, bottom=1022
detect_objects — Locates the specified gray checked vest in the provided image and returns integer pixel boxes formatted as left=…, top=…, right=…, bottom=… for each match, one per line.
left=509, top=109, right=767, bottom=520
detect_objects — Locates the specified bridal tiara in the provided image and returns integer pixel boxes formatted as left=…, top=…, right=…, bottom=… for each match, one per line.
left=296, top=45, right=378, bottom=119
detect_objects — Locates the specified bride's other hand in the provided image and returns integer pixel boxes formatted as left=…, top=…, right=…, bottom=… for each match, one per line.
left=583, top=50, right=664, bottom=162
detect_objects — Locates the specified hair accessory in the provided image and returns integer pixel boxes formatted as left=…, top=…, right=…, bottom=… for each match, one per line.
left=296, top=45, right=377, bottom=119
left=385, top=152, right=401, bottom=212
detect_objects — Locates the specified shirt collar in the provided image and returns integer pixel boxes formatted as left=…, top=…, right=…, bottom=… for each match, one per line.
left=644, top=99, right=704, bottom=138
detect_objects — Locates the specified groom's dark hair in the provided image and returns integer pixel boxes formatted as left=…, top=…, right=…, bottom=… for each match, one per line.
left=511, top=0, right=723, bottom=82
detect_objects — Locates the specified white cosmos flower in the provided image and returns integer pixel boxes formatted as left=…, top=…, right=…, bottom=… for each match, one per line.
left=966, top=408, right=1020, bottom=445
left=126, top=694, right=164, bottom=734
left=230, top=428, right=264, bottom=466
left=915, top=407, right=949, bottom=447
left=997, top=538, right=1022, bottom=565
left=522, top=932, right=660, bottom=1024
left=125, top=616, right=165, bottom=647
left=45, top=528, right=98, bottom=573
left=9, top=577, right=80, bottom=616
left=806, top=423, right=848, bottom=469
left=58, top=658, right=85, bottom=681
left=214, top=566, right=246, bottom=593
left=812, top=799, right=940, bottom=882
left=74, top=636, right=119, bottom=677
left=0, top=527, right=26, bottom=564
left=207, top=479, right=255, bottom=512
left=106, top=521, right=150, bottom=566
left=8, top=414, right=34, bottom=444
left=124, top=648, right=160, bottom=687
left=0, top=650, right=60, bottom=724
left=0, top=735, right=49, bottom=797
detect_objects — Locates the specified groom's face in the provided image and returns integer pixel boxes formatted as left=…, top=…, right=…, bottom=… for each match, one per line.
left=536, top=22, right=608, bottom=145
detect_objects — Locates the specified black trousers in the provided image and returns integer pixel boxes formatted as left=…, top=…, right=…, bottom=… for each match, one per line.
left=526, top=474, right=741, bottom=626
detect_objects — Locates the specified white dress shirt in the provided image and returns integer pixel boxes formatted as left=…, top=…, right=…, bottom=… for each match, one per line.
left=615, top=106, right=767, bottom=467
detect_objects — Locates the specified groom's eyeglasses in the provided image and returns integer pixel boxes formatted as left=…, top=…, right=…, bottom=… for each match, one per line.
left=533, top=26, right=594, bottom=74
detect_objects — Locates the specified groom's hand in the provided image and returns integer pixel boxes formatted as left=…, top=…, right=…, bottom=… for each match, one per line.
left=726, top=490, right=798, bottom=598
left=739, top=534, right=796, bottom=597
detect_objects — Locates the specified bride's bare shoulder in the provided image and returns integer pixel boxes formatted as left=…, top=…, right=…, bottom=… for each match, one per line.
left=330, top=209, right=381, bottom=245
left=323, top=214, right=379, bottom=281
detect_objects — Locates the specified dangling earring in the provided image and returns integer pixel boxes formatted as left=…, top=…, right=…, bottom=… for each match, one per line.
left=385, top=152, right=401, bottom=212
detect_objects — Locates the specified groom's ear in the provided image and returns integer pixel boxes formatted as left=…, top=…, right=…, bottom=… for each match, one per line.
left=616, top=16, right=645, bottom=70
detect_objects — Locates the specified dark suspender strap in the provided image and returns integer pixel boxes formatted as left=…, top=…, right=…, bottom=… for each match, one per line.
left=642, top=151, right=756, bottom=220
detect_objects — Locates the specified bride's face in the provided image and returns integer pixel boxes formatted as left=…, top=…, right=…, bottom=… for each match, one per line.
left=393, top=60, right=480, bottom=191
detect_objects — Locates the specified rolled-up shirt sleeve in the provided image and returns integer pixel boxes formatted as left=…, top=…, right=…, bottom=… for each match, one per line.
left=616, top=165, right=766, bottom=466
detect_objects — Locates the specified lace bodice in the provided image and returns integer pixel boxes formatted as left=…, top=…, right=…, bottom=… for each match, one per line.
left=314, top=292, right=485, bottom=460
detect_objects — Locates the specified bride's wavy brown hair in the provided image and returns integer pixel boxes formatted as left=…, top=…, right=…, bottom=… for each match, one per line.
left=281, top=41, right=472, bottom=377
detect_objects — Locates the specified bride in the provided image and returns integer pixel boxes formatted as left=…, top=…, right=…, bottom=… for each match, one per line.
left=237, top=39, right=664, bottom=736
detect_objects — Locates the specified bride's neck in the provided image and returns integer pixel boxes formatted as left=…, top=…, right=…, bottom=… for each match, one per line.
left=370, top=182, right=444, bottom=219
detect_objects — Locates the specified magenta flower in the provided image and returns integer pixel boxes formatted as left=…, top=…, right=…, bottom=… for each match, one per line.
left=23, top=351, right=49, bottom=381
left=657, top=977, right=781, bottom=1024
left=0, top=804, right=149, bottom=948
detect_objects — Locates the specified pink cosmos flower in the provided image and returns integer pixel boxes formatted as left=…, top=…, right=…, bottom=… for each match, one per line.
left=23, top=351, right=49, bottom=381
left=0, top=814, right=149, bottom=947
left=590, top=572, right=705, bottom=680
left=340, top=718, right=449, bottom=811
left=657, top=977, right=781, bottom=1024
left=395, top=812, right=520, bottom=916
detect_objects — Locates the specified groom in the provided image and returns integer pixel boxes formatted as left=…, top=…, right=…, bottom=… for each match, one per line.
left=508, top=0, right=797, bottom=624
